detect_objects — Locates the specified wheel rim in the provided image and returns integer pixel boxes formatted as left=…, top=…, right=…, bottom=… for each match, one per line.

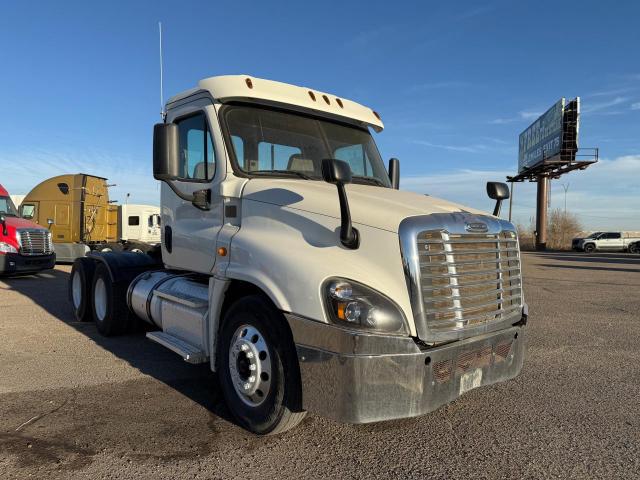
left=228, top=324, right=272, bottom=407
left=71, top=271, right=82, bottom=309
left=94, top=277, right=107, bottom=321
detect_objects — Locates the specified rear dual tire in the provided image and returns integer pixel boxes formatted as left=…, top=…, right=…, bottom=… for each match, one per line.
left=69, top=257, right=96, bottom=322
left=91, top=263, right=130, bottom=336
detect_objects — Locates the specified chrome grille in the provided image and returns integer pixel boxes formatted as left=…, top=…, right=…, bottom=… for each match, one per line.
left=17, top=229, right=54, bottom=256
left=418, top=230, right=521, bottom=334
left=399, top=213, right=523, bottom=342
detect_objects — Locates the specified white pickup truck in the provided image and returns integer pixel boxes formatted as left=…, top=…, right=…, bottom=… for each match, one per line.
left=69, top=75, right=527, bottom=435
left=572, top=231, right=640, bottom=253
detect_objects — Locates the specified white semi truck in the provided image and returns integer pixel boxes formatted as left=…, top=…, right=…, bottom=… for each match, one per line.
left=69, top=75, right=527, bottom=435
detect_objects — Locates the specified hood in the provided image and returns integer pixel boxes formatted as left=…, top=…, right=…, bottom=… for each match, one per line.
left=0, top=216, right=48, bottom=247
left=242, top=179, right=488, bottom=233
left=3, top=216, right=46, bottom=230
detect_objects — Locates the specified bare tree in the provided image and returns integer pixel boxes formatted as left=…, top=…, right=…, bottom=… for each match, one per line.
left=547, top=209, right=583, bottom=250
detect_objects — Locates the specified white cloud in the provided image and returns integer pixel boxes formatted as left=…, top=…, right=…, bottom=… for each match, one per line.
left=0, top=147, right=159, bottom=206
left=490, top=110, right=543, bottom=125
left=581, top=96, right=628, bottom=114
left=631, top=102, right=640, bottom=110
left=411, top=140, right=482, bottom=153
left=400, top=155, right=640, bottom=230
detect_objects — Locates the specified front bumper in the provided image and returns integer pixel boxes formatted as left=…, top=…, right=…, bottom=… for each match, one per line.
left=0, top=252, right=56, bottom=275
left=286, top=314, right=526, bottom=424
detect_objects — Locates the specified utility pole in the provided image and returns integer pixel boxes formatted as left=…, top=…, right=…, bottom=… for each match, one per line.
left=535, top=174, right=549, bottom=251
left=561, top=183, right=570, bottom=214
left=508, top=181, right=514, bottom=222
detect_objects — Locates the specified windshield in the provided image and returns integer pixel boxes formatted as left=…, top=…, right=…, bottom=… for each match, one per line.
left=0, top=196, right=18, bottom=216
left=586, top=232, right=603, bottom=239
left=221, top=104, right=391, bottom=187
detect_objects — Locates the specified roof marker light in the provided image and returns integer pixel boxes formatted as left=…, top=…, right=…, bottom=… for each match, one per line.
left=372, top=110, right=381, bottom=120
left=336, top=98, right=344, bottom=108
left=308, top=91, right=316, bottom=101
left=322, top=95, right=330, bottom=105
left=245, top=78, right=253, bottom=89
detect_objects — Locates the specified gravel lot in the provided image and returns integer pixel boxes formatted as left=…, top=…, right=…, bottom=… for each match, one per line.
left=1, top=252, right=639, bottom=479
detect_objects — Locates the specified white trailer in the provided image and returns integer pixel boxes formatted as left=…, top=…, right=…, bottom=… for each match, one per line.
left=69, top=75, right=527, bottom=435
left=118, top=204, right=161, bottom=246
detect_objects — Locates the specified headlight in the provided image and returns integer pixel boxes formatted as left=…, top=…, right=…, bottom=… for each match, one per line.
left=323, top=278, right=408, bottom=335
left=0, top=242, right=18, bottom=254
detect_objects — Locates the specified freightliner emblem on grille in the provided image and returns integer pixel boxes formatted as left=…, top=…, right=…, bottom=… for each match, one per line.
left=464, top=222, right=488, bottom=233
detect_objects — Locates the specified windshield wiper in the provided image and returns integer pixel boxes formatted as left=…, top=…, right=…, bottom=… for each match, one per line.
left=251, top=170, right=314, bottom=180
left=352, top=176, right=386, bottom=187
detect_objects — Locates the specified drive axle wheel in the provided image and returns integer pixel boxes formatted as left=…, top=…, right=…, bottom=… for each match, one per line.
left=69, top=257, right=96, bottom=322
left=218, top=295, right=306, bottom=435
left=91, top=263, right=129, bottom=336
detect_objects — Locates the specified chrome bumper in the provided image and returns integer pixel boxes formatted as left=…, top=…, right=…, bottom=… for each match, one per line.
left=286, top=314, right=526, bottom=424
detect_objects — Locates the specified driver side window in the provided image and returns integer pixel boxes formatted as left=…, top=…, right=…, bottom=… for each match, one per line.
left=176, top=112, right=216, bottom=181
left=21, top=204, right=36, bottom=219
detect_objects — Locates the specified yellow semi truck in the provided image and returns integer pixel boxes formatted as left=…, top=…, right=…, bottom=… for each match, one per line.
left=20, top=174, right=160, bottom=261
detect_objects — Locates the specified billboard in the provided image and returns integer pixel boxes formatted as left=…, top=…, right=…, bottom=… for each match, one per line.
left=518, top=99, right=565, bottom=173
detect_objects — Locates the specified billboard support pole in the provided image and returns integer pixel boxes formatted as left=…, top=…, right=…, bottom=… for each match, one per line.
left=508, top=181, right=514, bottom=222
left=535, top=174, right=549, bottom=251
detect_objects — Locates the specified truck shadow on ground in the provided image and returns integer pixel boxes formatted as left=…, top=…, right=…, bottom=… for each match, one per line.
left=530, top=251, right=640, bottom=268
left=2, top=267, right=239, bottom=429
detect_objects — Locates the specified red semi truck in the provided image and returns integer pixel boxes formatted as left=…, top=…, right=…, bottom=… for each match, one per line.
left=0, top=183, right=55, bottom=275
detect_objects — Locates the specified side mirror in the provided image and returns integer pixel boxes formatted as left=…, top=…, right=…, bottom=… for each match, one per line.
left=388, top=158, right=400, bottom=189
left=153, top=123, right=211, bottom=211
left=47, top=218, right=54, bottom=227
left=0, top=214, right=7, bottom=236
left=321, top=158, right=352, bottom=185
left=321, top=159, right=359, bottom=249
left=486, top=181, right=510, bottom=217
left=153, top=123, right=180, bottom=181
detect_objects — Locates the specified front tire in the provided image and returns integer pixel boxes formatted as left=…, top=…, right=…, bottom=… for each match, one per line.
left=91, top=263, right=130, bottom=336
left=69, top=257, right=96, bottom=322
left=584, top=243, right=595, bottom=253
left=218, top=295, right=306, bottom=435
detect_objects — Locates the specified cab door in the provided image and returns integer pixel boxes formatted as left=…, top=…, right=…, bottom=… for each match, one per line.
left=604, top=232, right=623, bottom=250
left=161, top=101, right=224, bottom=274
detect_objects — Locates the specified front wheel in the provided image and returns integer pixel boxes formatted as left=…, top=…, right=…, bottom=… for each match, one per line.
left=583, top=243, right=596, bottom=253
left=218, top=295, right=306, bottom=435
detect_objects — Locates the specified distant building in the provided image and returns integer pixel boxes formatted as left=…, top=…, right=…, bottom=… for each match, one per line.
left=10, top=194, right=25, bottom=207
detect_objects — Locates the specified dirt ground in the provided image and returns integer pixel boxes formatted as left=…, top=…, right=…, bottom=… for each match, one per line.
left=1, top=252, right=639, bottom=479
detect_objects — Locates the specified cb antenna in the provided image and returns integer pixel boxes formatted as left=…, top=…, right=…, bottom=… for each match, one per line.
left=158, top=21, right=166, bottom=122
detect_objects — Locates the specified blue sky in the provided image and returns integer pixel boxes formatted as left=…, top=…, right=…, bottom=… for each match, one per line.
left=1, top=0, right=639, bottom=229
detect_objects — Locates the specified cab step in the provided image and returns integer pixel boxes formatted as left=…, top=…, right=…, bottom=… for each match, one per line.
left=146, top=331, right=207, bottom=364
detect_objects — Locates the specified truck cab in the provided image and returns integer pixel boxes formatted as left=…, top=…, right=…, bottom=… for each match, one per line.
left=70, top=75, right=526, bottom=435
left=0, top=184, right=56, bottom=275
